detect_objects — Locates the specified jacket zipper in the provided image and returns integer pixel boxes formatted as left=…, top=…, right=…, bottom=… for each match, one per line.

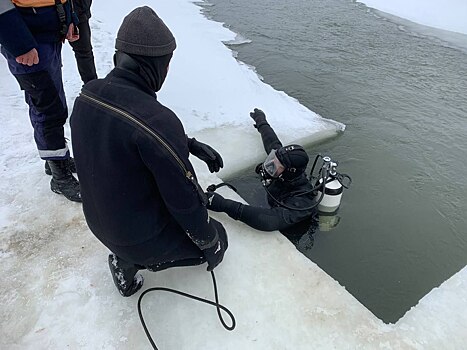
left=79, top=92, right=196, bottom=183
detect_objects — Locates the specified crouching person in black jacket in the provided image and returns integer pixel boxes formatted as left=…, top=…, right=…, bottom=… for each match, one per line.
left=205, top=109, right=318, bottom=235
left=70, top=7, right=227, bottom=297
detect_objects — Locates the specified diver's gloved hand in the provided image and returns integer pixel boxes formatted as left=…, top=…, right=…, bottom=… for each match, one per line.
left=202, top=218, right=228, bottom=271
left=205, top=192, right=244, bottom=220
left=188, top=138, right=224, bottom=173
left=205, top=191, right=226, bottom=212
left=250, top=108, right=268, bottom=129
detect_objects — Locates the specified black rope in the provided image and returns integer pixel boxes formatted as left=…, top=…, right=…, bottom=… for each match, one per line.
left=137, top=271, right=236, bottom=350
left=206, top=182, right=238, bottom=193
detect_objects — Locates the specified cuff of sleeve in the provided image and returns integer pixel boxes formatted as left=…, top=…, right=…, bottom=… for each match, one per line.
left=0, top=9, right=37, bottom=57
left=224, top=200, right=244, bottom=220
left=254, top=121, right=270, bottom=129
left=187, top=136, right=198, bottom=154
left=197, top=230, right=219, bottom=250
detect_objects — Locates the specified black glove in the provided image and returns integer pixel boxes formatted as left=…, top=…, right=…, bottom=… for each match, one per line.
left=205, top=191, right=226, bottom=212
left=249, top=108, right=268, bottom=128
left=189, top=138, right=224, bottom=173
left=203, top=218, right=228, bottom=271
left=205, top=191, right=244, bottom=220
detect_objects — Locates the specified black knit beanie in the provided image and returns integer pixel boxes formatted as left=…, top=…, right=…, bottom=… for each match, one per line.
left=115, top=6, right=176, bottom=57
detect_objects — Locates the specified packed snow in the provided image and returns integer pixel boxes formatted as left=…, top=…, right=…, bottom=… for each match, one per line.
left=1, top=0, right=466, bottom=349
left=357, top=0, right=467, bottom=35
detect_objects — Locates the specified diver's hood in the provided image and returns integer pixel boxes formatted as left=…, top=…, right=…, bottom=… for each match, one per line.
left=114, top=51, right=172, bottom=92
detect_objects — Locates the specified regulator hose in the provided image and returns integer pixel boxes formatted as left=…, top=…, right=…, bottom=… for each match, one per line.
left=262, top=171, right=327, bottom=212
left=137, top=271, right=236, bottom=349
left=335, top=173, right=352, bottom=189
left=206, top=182, right=238, bottom=193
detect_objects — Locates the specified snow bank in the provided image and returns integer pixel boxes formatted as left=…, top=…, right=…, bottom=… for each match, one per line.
left=357, top=0, right=467, bottom=35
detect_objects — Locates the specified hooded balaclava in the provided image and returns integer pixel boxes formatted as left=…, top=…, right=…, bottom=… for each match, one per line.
left=114, top=6, right=176, bottom=91
left=265, top=145, right=310, bottom=205
left=275, top=145, right=309, bottom=180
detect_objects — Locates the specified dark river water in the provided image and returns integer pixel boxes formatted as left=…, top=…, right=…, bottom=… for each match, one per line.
left=202, top=0, right=467, bottom=323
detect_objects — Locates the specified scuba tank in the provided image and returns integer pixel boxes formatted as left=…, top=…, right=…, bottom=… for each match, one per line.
left=310, top=155, right=351, bottom=232
left=316, top=156, right=343, bottom=213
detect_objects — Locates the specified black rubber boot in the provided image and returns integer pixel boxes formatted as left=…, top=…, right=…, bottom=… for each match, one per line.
left=47, top=159, right=82, bottom=202
left=45, top=157, right=76, bottom=175
left=108, top=254, right=144, bottom=297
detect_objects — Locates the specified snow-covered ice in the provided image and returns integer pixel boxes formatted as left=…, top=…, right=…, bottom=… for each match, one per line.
left=1, top=0, right=466, bottom=349
left=357, top=0, right=467, bottom=35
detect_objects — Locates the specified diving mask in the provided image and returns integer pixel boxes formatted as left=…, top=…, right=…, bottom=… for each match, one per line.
left=262, top=149, right=286, bottom=178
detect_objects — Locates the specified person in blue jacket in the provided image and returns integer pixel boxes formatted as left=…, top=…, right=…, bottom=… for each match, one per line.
left=0, top=0, right=81, bottom=202
left=70, top=6, right=228, bottom=297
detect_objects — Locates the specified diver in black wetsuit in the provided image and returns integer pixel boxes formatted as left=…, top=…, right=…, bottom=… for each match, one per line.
left=205, top=108, right=318, bottom=233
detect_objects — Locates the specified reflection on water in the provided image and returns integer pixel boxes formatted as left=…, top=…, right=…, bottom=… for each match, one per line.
left=208, top=0, right=467, bottom=323
left=318, top=211, right=341, bottom=232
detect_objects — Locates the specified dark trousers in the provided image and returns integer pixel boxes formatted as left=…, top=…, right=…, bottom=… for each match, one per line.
left=70, top=19, right=97, bottom=84
left=1, top=42, right=70, bottom=160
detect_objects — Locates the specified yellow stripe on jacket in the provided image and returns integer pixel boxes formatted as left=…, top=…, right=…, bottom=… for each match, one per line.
left=12, top=0, right=66, bottom=8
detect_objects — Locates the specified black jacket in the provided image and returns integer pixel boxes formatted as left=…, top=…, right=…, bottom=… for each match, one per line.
left=73, top=0, right=92, bottom=21
left=70, top=67, right=219, bottom=266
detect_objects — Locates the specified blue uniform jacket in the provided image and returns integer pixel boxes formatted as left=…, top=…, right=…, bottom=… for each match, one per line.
left=0, top=0, right=71, bottom=57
